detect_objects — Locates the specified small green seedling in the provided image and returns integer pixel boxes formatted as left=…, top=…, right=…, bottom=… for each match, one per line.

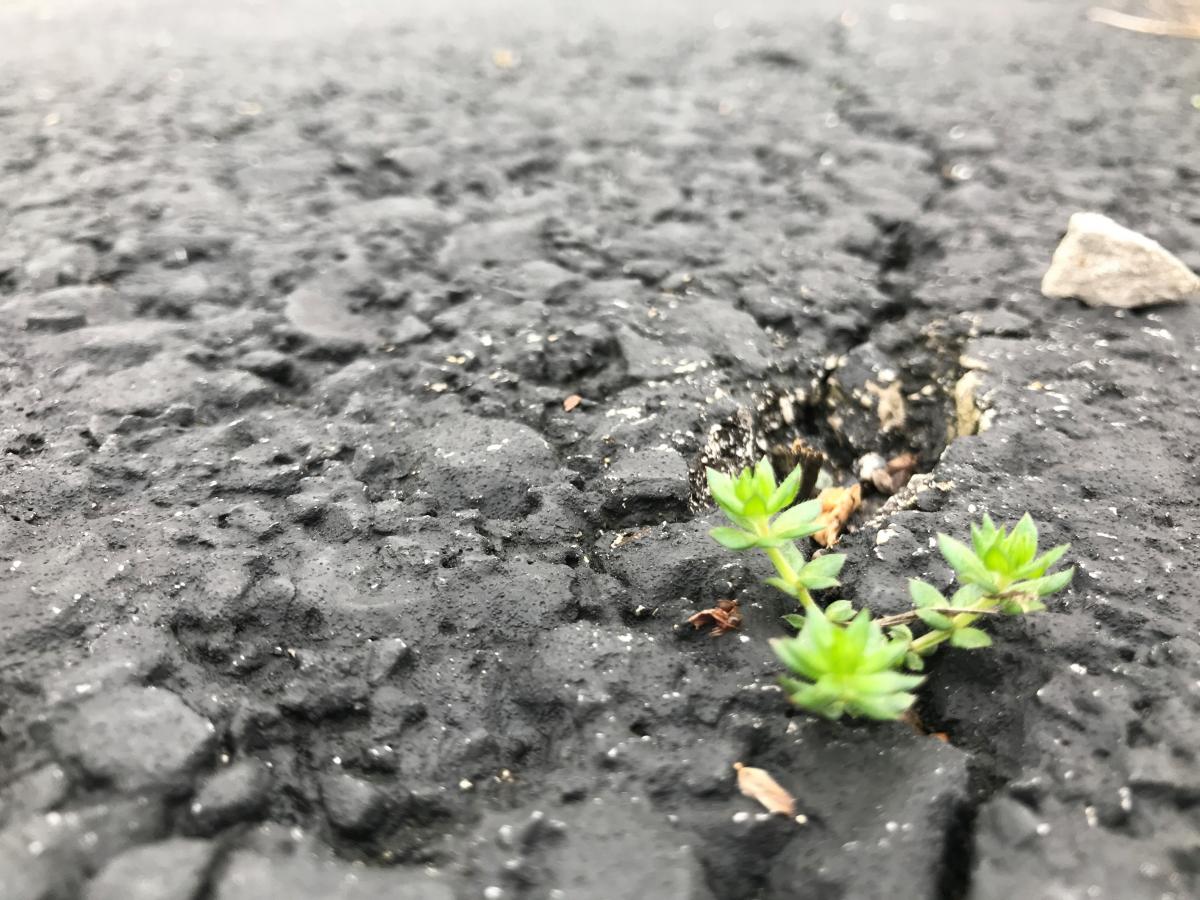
left=706, top=458, right=1074, bottom=722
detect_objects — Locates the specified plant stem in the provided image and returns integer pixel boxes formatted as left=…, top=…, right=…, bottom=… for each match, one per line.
left=763, top=545, right=816, bottom=609
left=908, top=597, right=1000, bottom=655
left=874, top=607, right=1001, bottom=630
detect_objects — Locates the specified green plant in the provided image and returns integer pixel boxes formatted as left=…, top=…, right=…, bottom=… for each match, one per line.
left=706, top=459, right=1074, bottom=722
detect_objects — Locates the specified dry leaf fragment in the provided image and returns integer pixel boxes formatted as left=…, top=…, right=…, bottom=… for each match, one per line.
left=812, top=484, right=862, bottom=547
left=1087, top=6, right=1200, bottom=38
left=492, top=48, right=519, bottom=68
left=733, top=762, right=796, bottom=816
left=865, top=380, right=907, bottom=431
left=687, top=599, right=742, bottom=637
left=563, top=394, right=582, bottom=412
left=870, top=452, right=919, bottom=495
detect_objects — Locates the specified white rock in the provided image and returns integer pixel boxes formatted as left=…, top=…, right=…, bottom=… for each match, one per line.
left=1041, top=212, right=1200, bottom=308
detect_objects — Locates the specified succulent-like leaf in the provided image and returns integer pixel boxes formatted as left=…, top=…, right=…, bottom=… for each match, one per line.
left=916, top=608, right=955, bottom=631
left=971, top=514, right=1000, bottom=558
left=706, top=468, right=742, bottom=516
left=949, top=627, right=993, bottom=649
left=753, top=457, right=777, bottom=499
left=765, top=576, right=802, bottom=599
left=904, top=651, right=925, bottom=671
left=1006, top=514, right=1038, bottom=568
left=849, top=691, right=918, bottom=721
left=781, top=613, right=806, bottom=631
left=770, top=499, right=823, bottom=539
left=824, top=599, right=855, bottom=623
left=950, top=584, right=984, bottom=609
left=709, top=527, right=759, bottom=550
left=767, top=465, right=805, bottom=514
left=742, top=494, right=768, bottom=520
left=774, top=605, right=923, bottom=721
left=1013, top=543, right=1069, bottom=580
left=908, top=579, right=946, bottom=609
left=937, top=534, right=998, bottom=591
left=1010, top=567, right=1074, bottom=597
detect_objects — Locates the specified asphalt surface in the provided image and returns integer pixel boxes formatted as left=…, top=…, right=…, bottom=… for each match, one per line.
left=2, top=2, right=1199, bottom=899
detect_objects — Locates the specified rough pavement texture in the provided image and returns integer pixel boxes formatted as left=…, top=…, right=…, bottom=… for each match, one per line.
left=1, top=1, right=1199, bottom=898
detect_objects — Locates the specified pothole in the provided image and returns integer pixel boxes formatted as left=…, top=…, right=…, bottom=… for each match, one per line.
left=690, top=324, right=979, bottom=523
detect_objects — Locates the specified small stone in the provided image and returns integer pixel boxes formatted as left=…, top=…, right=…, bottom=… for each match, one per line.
left=1041, top=211, right=1200, bottom=308
left=284, top=281, right=376, bottom=354
left=189, top=760, right=272, bottom=834
left=365, top=638, right=411, bottom=685
left=319, top=771, right=389, bottom=835
left=856, top=453, right=887, bottom=482
left=214, top=850, right=454, bottom=900
left=84, top=838, right=216, bottom=900
left=0, top=797, right=167, bottom=900
left=52, top=687, right=216, bottom=794
left=236, top=349, right=294, bottom=383
left=25, top=308, right=87, bottom=332
left=370, top=499, right=406, bottom=535
left=2, top=764, right=71, bottom=816
left=386, top=314, right=432, bottom=346
left=601, top=449, right=690, bottom=525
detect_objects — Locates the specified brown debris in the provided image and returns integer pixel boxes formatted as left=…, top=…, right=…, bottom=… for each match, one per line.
left=812, top=484, right=862, bottom=547
left=562, top=393, right=583, bottom=412
left=734, top=762, right=796, bottom=817
left=865, top=380, right=907, bottom=431
left=769, top=437, right=826, bottom=502
left=688, top=599, right=742, bottom=637
left=1087, top=5, right=1200, bottom=37
left=870, top=453, right=919, bottom=496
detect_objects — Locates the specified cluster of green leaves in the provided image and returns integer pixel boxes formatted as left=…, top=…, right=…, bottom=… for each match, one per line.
left=706, top=458, right=824, bottom=550
left=774, top=605, right=922, bottom=720
left=706, top=459, right=1075, bottom=723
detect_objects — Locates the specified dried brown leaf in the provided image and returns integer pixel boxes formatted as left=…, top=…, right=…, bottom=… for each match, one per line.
left=733, top=762, right=796, bottom=816
left=687, top=599, right=742, bottom=637
left=812, top=483, right=862, bottom=547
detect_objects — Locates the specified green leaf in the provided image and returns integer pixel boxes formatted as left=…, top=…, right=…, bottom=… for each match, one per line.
left=798, top=554, right=846, bottom=590
left=767, top=465, right=805, bottom=514
left=1006, top=514, right=1038, bottom=568
left=1013, top=543, right=1069, bottom=580
left=771, top=638, right=813, bottom=680
left=824, top=599, right=855, bottom=623
left=904, top=651, right=925, bottom=671
left=765, top=576, right=802, bottom=599
left=949, top=584, right=984, bottom=609
left=937, top=534, right=998, bottom=590
left=709, top=527, right=758, bottom=550
left=908, top=579, right=946, bottom=609
left=776, top=541, right=808, bottom=573
left=971, top=514, right=1000, bottom=558
left=1011, top=567, right=1074, bottom=597
left=949, top=627, right=993, bottom=649
left=705, top=468, right=742, bottom=516
left=853, top=671, right=925, bottom=694
left=803, top=553, right=847, bottom=578
left=999, top=598, right=1025, bottom=615
left=741, top=494, right=768, bottom=519
left=849, top=691, right=917, bottom=721
left=782, top=613, right=806, bottom=631
left=771, top=499, right=824, bottom=539
left=888, top=624, right=913, bottom=644
left=753, top=456, right=777, bottom=499
left=916, top=608, right=955, bottom=631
